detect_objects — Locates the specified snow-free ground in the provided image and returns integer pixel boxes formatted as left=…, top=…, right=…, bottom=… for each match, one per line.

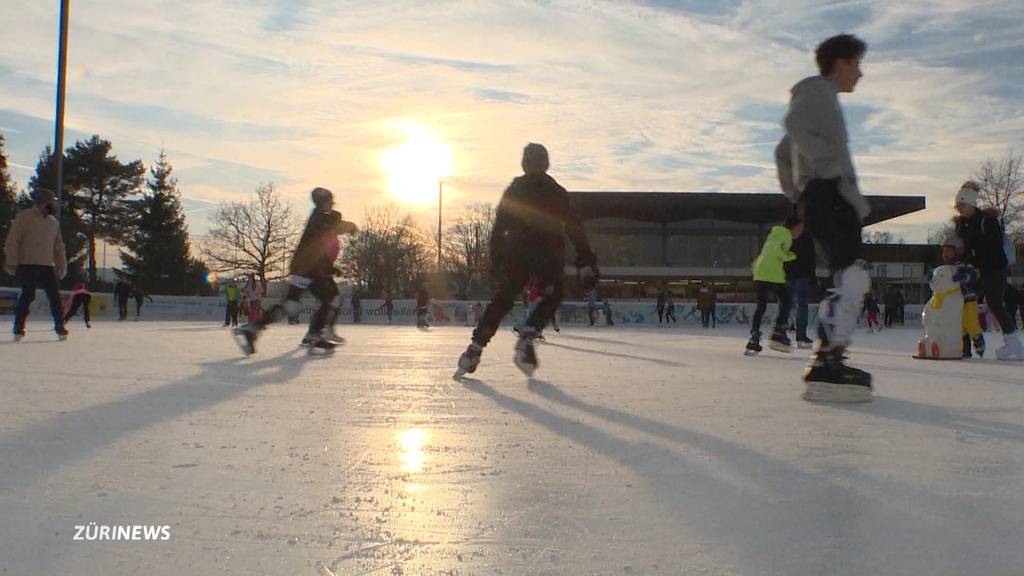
left=1, top=320, right=1023, bottom=576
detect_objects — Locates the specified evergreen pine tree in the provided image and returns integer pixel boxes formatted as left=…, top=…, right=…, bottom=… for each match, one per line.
left=121, top=149, right=200, bottom=295
left=0, top=132, right=17, bottom=281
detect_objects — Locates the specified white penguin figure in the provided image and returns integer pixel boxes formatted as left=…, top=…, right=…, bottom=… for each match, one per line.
left=916, top=265, right=964, bottom=359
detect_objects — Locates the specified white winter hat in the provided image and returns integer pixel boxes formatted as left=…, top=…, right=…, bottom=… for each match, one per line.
left=955, top=181, right=979, bottom=208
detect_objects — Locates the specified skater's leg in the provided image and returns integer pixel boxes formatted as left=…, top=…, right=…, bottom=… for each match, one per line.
left=791, top=278, right=809, bottom=340
left=82, top=295, right=91, bottom=326
left=40, top=268, right=64, bottom=332
left=13, top=266, right=37, bottom=335
left=526, top=273, right=563, bottom=332
left=773, top=282, right=792, bottom=331
left=64, top=296, right=79, bottom=324
left=980, top=269, right=1016, bottom=336
left=256, top=284, right=306, bottom=329
left=471, top=257, right=527, bottom=347
left=309, top=278, right=340, bottom=336
left=800, top=178, right=864, bottom=351
left=751, top=281, right=770, bottom=335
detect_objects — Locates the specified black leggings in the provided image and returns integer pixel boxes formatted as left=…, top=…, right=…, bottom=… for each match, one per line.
left=980, top=268, right=1016, bottom=335
left=752, top=281, right=791, bottom=335
left=472, top=252, right=563, bottom=347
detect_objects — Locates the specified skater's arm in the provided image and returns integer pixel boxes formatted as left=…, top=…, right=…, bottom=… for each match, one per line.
left=3, top=212, right=22, bottom=273
left=562, top=194, right=596, bottom=268
left=53, top=230, right=67, bottom=280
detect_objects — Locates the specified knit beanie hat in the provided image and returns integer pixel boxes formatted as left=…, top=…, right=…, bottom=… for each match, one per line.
left=955, top=181, right=979, bottom=208
left=941, top=233, right=963, bottom=250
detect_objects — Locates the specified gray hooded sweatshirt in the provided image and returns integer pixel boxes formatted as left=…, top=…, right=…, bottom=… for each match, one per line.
left=776, top=75, right=870, bottom=222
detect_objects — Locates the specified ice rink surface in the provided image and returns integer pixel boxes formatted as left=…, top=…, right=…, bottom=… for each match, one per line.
left=1, top=320, right=1023, bottom=575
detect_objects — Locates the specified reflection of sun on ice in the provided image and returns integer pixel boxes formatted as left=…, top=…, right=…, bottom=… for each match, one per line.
left=379, top=124, right=453, bottom=205
left=398, top=428, right=427, bottom=473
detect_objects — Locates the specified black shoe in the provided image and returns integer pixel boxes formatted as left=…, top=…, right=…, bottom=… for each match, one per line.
left=802, top=350, right=873, bottom=402
left=308, top=339, right=336, bottom=356
left=56, top=326, right=69, bottom=341
left=744, top=334, right=762, bottom=356
left=768, top=328, right=792, bottom=353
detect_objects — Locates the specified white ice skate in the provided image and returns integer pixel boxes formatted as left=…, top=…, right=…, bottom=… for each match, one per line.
left=995, top=333, right=1024, bottom=362
left=454, top=343, right=482, bottom=379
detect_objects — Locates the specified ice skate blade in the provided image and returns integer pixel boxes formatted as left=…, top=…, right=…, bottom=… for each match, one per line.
left=307, top=346, right=335, bottom=357
left=453, top=368, right=467, bottom=380
left=797, top=342, right=813, bottom=350
left=801, top=382, right=873, bottom=403
left=513, top=359, right=536, bottom=377
left=743, top=349, right=759, bottom=356
left=768, top=341, right=792, bottom=353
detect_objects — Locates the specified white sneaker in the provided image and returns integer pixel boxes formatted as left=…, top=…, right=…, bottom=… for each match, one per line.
left=995, top=333, right=1024, bottom=362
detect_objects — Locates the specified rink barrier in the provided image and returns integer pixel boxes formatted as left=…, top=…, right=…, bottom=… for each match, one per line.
left=1, top=289, right=928, bottom=327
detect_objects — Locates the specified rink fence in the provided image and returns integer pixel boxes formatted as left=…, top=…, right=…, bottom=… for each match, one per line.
left=1, top=289, right=929, bottom=327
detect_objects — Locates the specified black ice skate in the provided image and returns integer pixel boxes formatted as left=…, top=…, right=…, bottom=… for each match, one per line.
left=796, top=337, right=813, bottom=350
left=13, top=332, right=24, bottom=342
left=514, top=332, right=540, bottom=377
left=802, top=348, right=872, bottom=403
left=768, top=327, right=792, bottom=353
left=57, top=326, right=68, bottom=341
left=307, top=339, right=336, bottom=356
left=454, top=342, right=483, bottom=379
left=233, top=325, right=258, bottom=356
left=300, top=331, right=319, bottom=347
left=322, top=326, right=346, bottom=345
left=744, top=333, right=762, bottom=356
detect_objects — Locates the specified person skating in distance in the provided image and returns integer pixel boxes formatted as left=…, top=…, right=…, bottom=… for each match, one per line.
left=234, top=187, right=357, bottom=356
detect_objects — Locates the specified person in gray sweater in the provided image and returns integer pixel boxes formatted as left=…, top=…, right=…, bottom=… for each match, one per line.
left=776, top=34, right=872, bottom=402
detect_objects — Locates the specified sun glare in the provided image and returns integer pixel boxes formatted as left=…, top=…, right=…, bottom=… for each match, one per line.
left=379, top=125, right=453, bottom=205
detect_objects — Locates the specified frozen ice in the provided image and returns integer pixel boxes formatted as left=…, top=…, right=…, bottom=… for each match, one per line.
left=1, top=320, right=1023, bottom=575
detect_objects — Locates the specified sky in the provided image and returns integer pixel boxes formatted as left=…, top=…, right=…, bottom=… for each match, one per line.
left=1, top=0, right=1022, bottom=246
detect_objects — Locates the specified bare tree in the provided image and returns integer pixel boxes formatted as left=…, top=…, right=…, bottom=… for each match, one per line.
left=441, top=203, right=494, bottom=298
left=338, top=205, right=432, bottom=297
left=974, top=152, right=1024, bottom=243
left=202, top=183, right=299, bottom=287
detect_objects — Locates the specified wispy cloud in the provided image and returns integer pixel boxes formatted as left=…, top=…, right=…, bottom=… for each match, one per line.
left=0, top=0, right=1021, bottom=241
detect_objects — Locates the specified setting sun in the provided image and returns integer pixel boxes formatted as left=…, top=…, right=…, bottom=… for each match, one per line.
left=379, top=125, right=453, bottom=205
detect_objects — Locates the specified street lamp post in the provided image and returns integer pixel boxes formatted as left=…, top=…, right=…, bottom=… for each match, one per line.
left=437, top=181, right=443, bottom=272
left=54, top=0, right=70, bottom=212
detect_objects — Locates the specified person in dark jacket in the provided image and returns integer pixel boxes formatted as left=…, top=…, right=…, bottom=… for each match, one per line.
left=131, top=284, right=154, bottom=320
left=234, top=188, right=357, bottom=355
left=696, top=282, right=717, bottom=328
left=416, top=287, right=430, bottom=328
left=953, top=180, right=1021, bottom=360
left=350, top=289, right=362, bottom=323
left=456, top=143, right=597, bottom=377
left=883, top=287, right=896, bottom=329
left=114, top=280, right=131, bottom=321
left=785, top=227, right=816, bottom=347
left=656, top=289, right=666, bottom=324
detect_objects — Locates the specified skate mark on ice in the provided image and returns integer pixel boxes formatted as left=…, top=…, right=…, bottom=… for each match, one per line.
left=543, top=341, right=689, bottom=368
